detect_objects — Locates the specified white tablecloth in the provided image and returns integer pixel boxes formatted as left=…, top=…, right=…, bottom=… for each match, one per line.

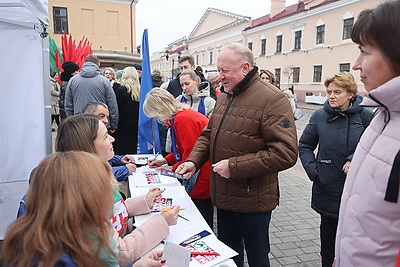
left=128, top=163, right=237, bottom=267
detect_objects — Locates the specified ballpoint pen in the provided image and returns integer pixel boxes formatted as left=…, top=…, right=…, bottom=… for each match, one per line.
left=153, top=152, right=160, bottom=161
left=150, top=208, right=186, bottom=213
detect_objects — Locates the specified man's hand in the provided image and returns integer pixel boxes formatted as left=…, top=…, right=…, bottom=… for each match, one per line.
left=176, top=162, right=196, bottom=179
left=212, top=159, right=231, bottom=179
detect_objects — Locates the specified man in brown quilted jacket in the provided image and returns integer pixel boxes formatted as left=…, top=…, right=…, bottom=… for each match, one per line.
left=177, top=43, right=298, bottom=267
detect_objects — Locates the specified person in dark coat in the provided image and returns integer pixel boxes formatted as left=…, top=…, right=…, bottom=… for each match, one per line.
left=151, top=70, right=163, bottom=88
left=299, top=72, right=373, bottom=267
left=59, top=61, right=79, bottom=120
left=166, top=55, right=216, bottom=100
left=112, top=66, right=140, bottom=155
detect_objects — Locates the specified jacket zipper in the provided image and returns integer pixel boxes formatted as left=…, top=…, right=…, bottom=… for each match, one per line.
left=212, top=94, right=234, bottom=201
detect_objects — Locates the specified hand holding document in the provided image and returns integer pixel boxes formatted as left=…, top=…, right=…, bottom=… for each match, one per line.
left=146, top=187, right=165, bottom=209
left=175, top=161, right=197, bottom=179
left=160, top=169, right=185, bottom=180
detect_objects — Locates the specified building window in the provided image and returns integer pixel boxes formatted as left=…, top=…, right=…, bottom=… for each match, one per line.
left=316, top=25, right=325, bottom=44
left=294, top=30, right=302, bottom=50
left=196, top=55, right=199, bottom=65
left=313, top=65, right=322, bottom=83
left=339, top=63, right=351, bottom=72
left=209, top=51, right=213, bottom=64
left=275, top=68, right=281, bottom=85
left=248, top=42, right=253, bottom=51
left=53, top=7, right=68, bottom=34
left=276, top=35, right=282, bottom=53
left=342, top=18, right=354, bottom=40
left=260, top=39, right=266, bottom=56
left=292, top=67, right=300, bottom=83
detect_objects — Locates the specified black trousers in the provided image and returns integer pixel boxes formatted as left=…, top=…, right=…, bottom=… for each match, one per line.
left=192, top=197, right=214, bottom=230
left=320, top=214, right=338, bottom=267
left=217, top=208, right=271, bottom=267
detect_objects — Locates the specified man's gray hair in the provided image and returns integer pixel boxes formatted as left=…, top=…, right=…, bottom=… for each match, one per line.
left=221, top=43, right=255, bottom=67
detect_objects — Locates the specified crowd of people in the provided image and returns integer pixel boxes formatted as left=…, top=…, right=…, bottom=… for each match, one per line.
left=2, top=1, right=400, bottom=266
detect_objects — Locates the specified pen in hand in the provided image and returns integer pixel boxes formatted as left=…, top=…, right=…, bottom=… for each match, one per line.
left=150, top=208, right=185, bottom=213
left=153, top=152, right=160, bottom=161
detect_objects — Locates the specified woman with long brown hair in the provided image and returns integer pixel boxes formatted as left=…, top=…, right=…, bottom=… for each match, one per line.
left=2, top=151, right=118, bottom=266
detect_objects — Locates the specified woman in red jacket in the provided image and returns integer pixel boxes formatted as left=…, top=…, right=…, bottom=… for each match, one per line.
left=144, top=88, right=213, bottom=229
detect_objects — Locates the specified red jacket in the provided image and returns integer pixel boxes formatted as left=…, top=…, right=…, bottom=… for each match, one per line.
left=165, top=109, right=210, bottom=199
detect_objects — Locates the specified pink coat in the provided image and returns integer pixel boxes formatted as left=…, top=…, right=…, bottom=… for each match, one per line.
left=335, top=76, right=400, bottom=266
left=115, top=194, right=169, bottom=267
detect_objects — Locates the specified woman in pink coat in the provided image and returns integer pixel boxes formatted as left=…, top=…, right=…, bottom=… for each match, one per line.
left=334, top=1, right=400, bottom=266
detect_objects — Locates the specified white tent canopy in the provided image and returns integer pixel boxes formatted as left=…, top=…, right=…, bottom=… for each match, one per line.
left=0, top=0, right=50, bottom=239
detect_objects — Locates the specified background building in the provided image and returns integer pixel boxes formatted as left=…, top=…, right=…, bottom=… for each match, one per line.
left=49, top=0, right=141, bottom=69
left=152, top=0, right=382, bottom=101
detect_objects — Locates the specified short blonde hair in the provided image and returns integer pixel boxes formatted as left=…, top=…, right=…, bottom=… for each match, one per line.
left=102, top=67, right=115, bottom=79
left=180, top=69, right=201, bottom=84
left=283, top=89, right=293, bottom=98
left=143, top=88, right=187, bottom=122
left=324, top=72, right=358, bottom=94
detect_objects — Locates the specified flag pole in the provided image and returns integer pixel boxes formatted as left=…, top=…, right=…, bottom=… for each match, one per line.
left=151, top=118, right=156, bottom=155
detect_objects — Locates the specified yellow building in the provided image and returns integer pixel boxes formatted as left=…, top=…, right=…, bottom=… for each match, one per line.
left=49, top=0, right=140, bottom=69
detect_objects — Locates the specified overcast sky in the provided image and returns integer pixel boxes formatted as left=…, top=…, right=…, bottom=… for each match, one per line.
left=135, top=0, right=296, bottom=55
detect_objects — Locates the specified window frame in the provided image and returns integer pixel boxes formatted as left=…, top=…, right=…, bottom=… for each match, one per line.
left=274, top=68, right=281, bottom=85
left=53, top=6, right=69, bottom=34
left=316, top=25, right=325, bottom=44
left=313, top=65, right=322, bottom=83
left=294, top=30, right=302, bottom=50
left=342, top=18, right=354, bottom=40
left=276, top=35, right=282, bottom=53
left=260, top=38, right=266, bottom=56
left=292, top=67, right=300, bottom=83
left=248, top=42, right=253, bottom=51
left=339, top=63, right=351, bottom=72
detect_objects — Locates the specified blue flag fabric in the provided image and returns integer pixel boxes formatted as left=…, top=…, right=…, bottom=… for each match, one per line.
left=138, top=29, right=161, bottom=154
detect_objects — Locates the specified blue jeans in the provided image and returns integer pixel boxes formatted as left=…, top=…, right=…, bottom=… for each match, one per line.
left=217, top=208, right=272, bottom=267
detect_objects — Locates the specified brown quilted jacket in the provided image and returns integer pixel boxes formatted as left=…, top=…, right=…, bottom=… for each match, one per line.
left=187, top=67, right=298, bottom=213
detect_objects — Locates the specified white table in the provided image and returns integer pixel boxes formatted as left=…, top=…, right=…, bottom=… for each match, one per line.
left=129, top=164, right=237, bottom=267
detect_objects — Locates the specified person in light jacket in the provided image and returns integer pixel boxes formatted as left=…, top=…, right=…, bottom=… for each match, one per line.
left=299, top=72, right=373, bottom=267
left=334, top=1, right=400, bottom=266
left=177, top=69, right=216, bottom=118
left=50, top=71, right=61, bottom=127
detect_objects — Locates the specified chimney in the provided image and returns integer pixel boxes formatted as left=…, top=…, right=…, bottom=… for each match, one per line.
left=270, top=0, right=288, bottom=17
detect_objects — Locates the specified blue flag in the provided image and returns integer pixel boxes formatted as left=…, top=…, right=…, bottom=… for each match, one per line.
left=138, top=29, right=161, bottom=154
